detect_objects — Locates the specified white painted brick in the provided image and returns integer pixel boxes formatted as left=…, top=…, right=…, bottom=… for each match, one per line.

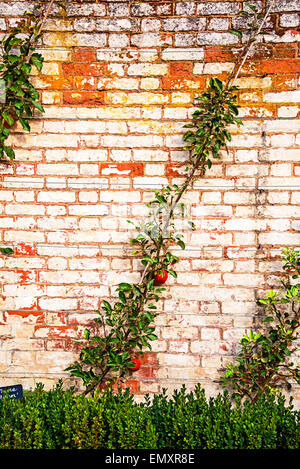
left=264, top=90, right=300, bottom=103
left=68, top=205, right=109, bottom=216
left=162, top=48, right=204, bottom=61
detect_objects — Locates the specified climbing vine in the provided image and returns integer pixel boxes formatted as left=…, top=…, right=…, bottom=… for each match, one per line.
left=66, top=77, right=244, bottom=393
left=0, top=1, right=61, bottom=161
left=0, top=0, right=62, bottom=257
left=66, top=2, right=277, bottom=394
left=222, top=248, right=300, bottom=403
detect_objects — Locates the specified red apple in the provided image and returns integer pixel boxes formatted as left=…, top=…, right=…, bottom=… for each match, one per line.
left=154, top=269, right=168, bottom=286
left=3, top=115, right=15, bottom=129
left=130, top=358, right=141, bottom=372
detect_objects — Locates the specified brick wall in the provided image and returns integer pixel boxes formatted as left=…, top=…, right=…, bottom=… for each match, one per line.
left=0, top=0, right=300, bottom=402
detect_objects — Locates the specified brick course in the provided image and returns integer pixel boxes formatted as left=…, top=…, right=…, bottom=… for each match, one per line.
left=0, top=0, right=300, bottom=404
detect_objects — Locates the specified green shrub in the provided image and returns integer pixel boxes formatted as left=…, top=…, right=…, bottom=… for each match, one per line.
left=0, top=382, right=299, bottom=449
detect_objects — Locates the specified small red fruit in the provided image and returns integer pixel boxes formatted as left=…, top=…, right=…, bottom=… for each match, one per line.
left=130, top=358, right=141, bottom=372
left=154, top=269, right=168, bottom=286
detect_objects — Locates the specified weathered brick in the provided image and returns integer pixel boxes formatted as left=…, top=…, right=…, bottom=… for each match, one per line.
left=163, top=17, right=206, bottom=31
left=1, top=0, right=300, bottom=406
left=162, top=48, right=204, bottom=61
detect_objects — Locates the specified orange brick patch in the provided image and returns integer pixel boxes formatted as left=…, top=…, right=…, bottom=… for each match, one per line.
left=274, top=73, right=298, bottom=90
left=100, top=163, right=144, bottom=177
left=62, top=62, right=106, bottom=77
left=63, top=91, right=105, bottom=106
left=74, top=76, right=96, bottom=91
left=169, top=62, right=193, bottom=77
left=261, top=59, right=300, bottom=74
left=6, top=310, right=44, bottom=323
left=34, top=325, right=77, bottom=338
left=15, top=244, right=36, bottom=256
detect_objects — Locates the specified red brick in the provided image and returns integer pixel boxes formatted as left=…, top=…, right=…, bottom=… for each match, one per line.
left=72, top=48, right=97, bottom=63
left=100, top=163, right=144, bottom=177
left=62, top=62, right=105, bottom=77
left=204, top=47, right=235, bottom=63
left=272, top=43, right=297, bottom=59
left=74, top=76, right=96, bottom=91
left=169, top=62, right=193, bottom=77
left=261, top=59, right=300, bottom=74
left=63, top=91, right=105, bottom=106
left=140, top=352, right=159, bottom=366
left=15, top=244, right=36, bottom=256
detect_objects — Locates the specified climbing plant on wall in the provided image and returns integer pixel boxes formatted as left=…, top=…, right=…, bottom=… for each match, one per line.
left=0, top=1, right=61, bottom=161
left=66, top=1, right=277, bottom=394
left=221, top=247, right=300, bottom=403
left=0, top=0, right=62, bottom=257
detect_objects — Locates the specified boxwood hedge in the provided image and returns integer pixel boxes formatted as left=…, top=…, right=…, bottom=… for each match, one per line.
left=0, top=382, right=299, bottom=449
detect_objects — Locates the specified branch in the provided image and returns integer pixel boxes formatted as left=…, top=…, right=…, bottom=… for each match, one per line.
left=227, top=0, right=277, bottom=87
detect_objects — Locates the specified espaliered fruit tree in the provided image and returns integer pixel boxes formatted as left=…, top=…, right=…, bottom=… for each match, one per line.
left=66, top=1, right=278, bottom=395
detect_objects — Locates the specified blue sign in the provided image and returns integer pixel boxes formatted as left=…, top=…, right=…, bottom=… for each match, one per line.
left=0, top=384, right=23, bottom=400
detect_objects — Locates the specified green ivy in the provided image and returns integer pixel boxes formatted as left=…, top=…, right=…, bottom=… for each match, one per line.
left=0, top=1, right=63, bottom=161
left=0, top=6, right=45, bottom=161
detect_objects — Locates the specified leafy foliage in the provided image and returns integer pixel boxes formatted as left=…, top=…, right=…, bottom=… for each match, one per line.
left=0, top=1, right=59, bottom=256
left=0, top=5, right=46, bottom=161
left=183, top=77, right=241, bottom=170
left=0, top=0, right=63, bottom=161
left=222, top=248, right=300, bottom=402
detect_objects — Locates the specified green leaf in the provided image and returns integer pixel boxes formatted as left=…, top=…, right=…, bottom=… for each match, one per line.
left=30, top=53, right=44, bottom=72
left=7, top=54, right=20, bottom=64
left=168, top=270, right=177, bottom=278
left=262, top=316, right=274, bottom=323
left=118, top=291, right=127, bottom=304
left=117, top=282, right=132, bottom=292
left=230, top=29, right=243, bottom=38
left=245, top=3, right=258, bottom=12
left=32, top=101, right=45, bottom=113
left=3, top=145, right=15, bottom=160
left=102, top=300, right=112, bottom=312
left=2, top=111, right=14, bottom=127
left=21, top=63, right=32, bottom=74
left=177, top=239, right=185, bottom=250
left=147, top=333, right=158, bottom=341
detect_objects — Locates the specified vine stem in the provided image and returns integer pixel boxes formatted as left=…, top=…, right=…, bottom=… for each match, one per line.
left=228, top=0, right=277, bottom=87
left=37, top=0, right=56, bottom=37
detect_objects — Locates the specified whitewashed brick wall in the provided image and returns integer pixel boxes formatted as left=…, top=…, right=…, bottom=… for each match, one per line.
left=0, top=0, right=299, bottom=403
